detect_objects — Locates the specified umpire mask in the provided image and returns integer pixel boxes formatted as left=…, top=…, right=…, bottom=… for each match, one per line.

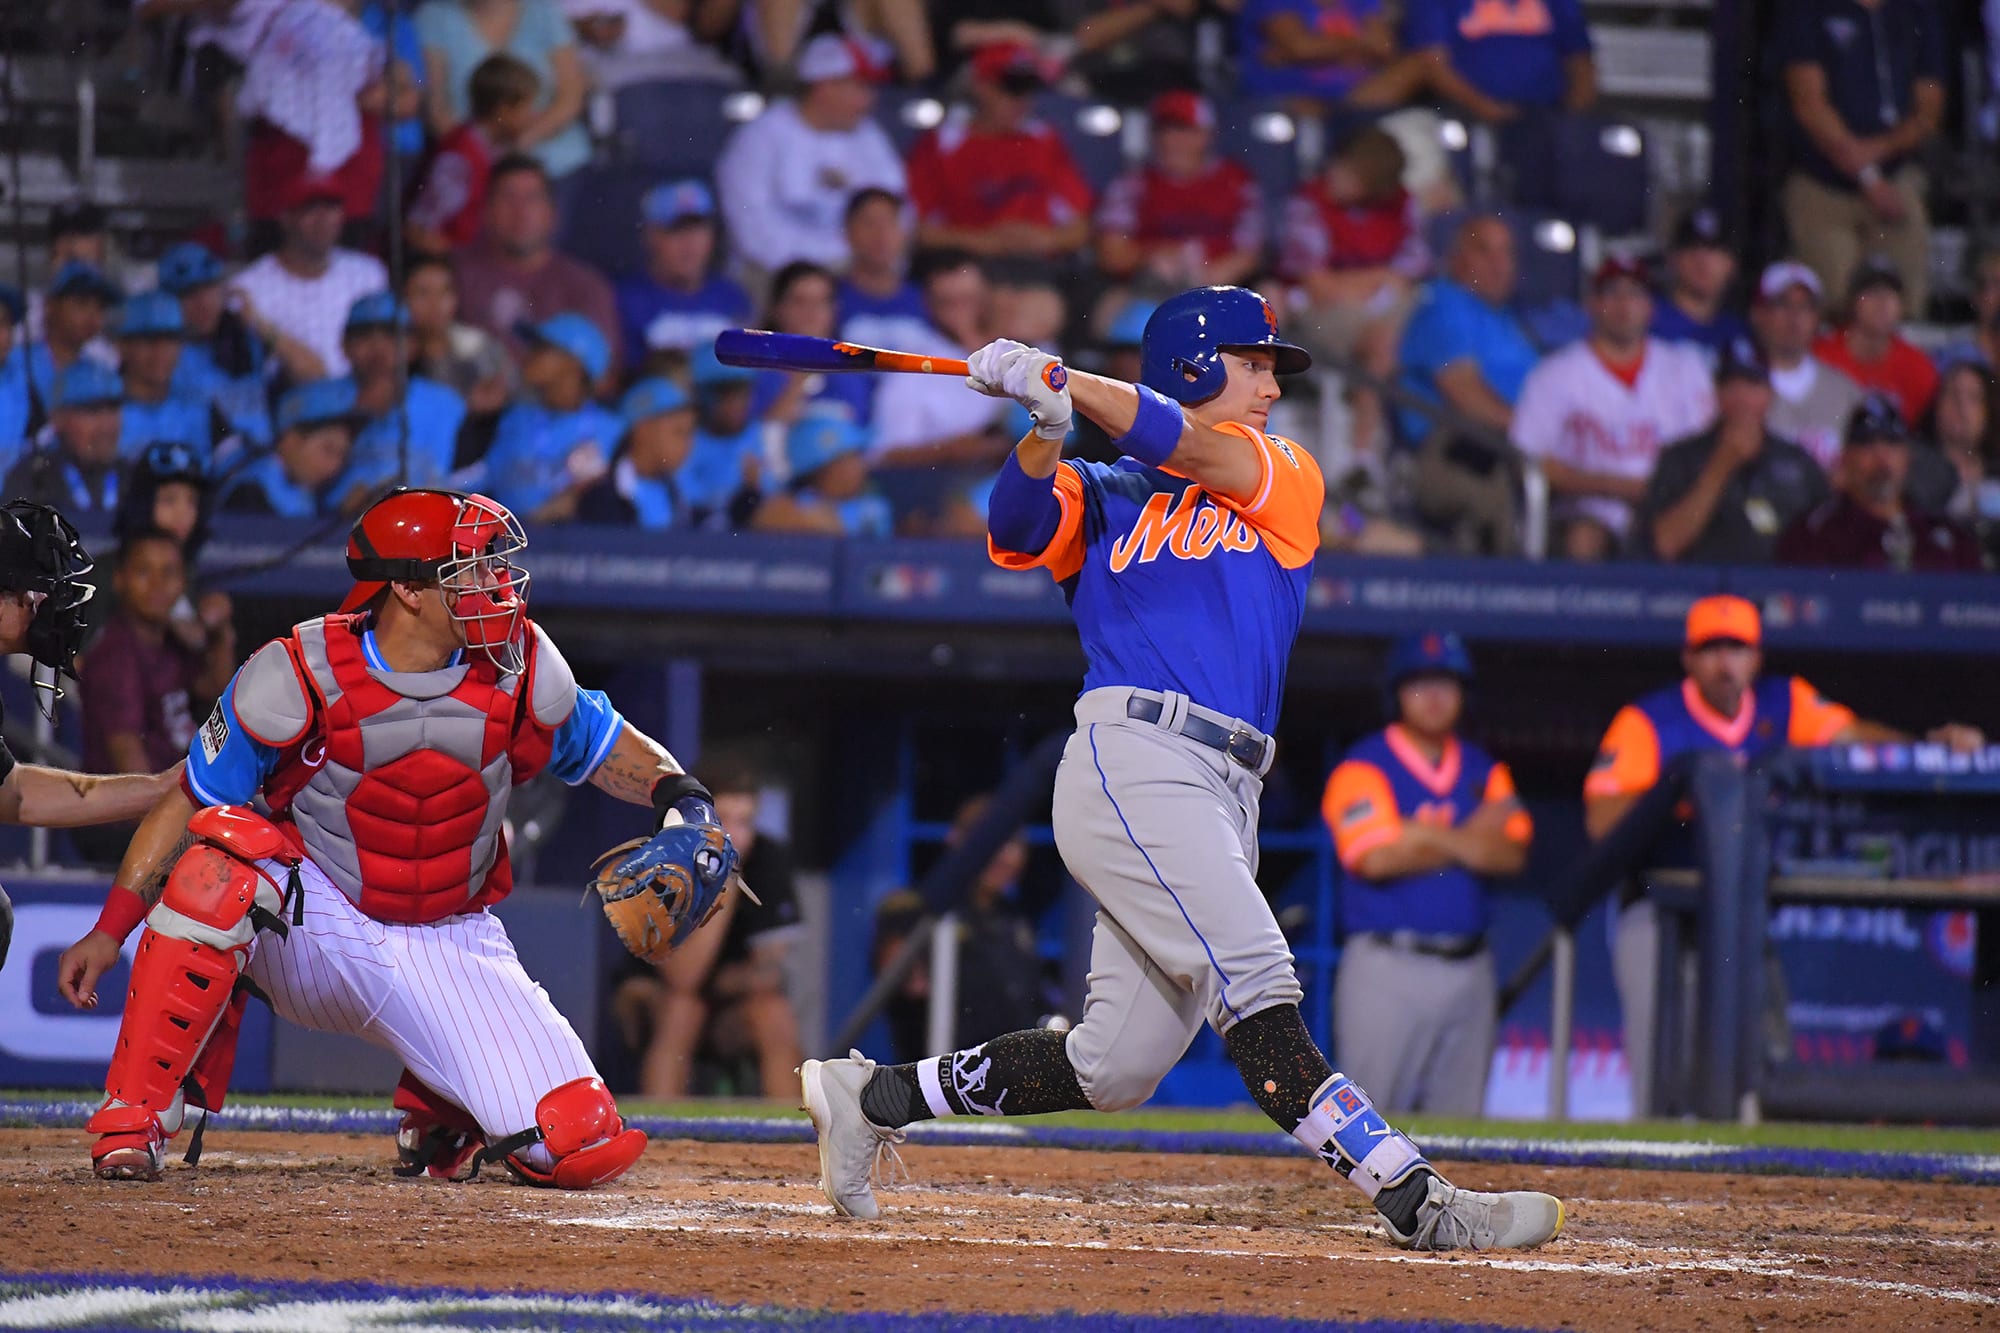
left=0, top=501, right=96, bottom=717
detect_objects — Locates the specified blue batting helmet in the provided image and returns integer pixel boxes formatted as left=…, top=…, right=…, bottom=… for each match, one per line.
left=1382, top=631, right=1474, bottom=719
left=1139, top=286, right=1311, bottom=405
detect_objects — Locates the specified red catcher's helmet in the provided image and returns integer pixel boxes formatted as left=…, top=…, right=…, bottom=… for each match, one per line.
left=341, top=488, right=531, bottom=672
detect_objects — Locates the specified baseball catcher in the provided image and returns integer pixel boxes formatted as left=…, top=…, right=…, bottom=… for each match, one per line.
left=57, top=487, right=741, bottom=1186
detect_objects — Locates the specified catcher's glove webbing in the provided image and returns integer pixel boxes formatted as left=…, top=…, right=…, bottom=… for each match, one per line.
left=591, top=820, right=740, bottom=961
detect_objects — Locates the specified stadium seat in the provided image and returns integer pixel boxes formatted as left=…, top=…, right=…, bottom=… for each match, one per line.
left=1548, top=116, right=1650, bottom=236
left=1215, top=97, right=1302, bottom=216
left=1423, top=208, right=1583, bottom=313
left=875, top=85, right=948, bottom=156
left=613, top=80, right=755, bottom=173
left=1031, top=91, right=1130, bottom=198
left=560, top=164, right=662, bottom=279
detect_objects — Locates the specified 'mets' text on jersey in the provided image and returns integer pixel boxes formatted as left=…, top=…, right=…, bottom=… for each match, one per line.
left=992, top=422, right=1322, bottom=735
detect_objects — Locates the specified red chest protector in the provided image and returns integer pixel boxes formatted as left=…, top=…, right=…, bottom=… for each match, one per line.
left=262, top=614, right=558, bottom=923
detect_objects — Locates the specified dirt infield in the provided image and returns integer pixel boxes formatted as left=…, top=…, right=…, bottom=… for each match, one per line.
left=1, top=1128, right=1994, bottom=1331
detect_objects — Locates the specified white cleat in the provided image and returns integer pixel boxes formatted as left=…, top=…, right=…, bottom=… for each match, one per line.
left=1381, top=1173, right=1566, bottom=1251
left=799, top=1050, right=905, bottom=1220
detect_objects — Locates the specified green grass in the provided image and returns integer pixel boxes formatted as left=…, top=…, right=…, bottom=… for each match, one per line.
left=7, top=1088, right=1999, bottom=1156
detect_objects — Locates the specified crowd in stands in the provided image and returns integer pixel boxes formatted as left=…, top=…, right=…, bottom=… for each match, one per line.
left=2, top=0, right=1992, bottom=575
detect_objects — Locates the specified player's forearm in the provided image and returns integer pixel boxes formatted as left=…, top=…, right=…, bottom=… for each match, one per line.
left=1, top=763, right=178, bottom=829
left=1351, top=825, right=1460, bottom=880
left=1583, top=793, right=1640, bottom=842
left=108, top=784, right=201, bottom=921
left=1068, top=369, right=1262, bottom=500
left=589, top=724, right=687, bottom=807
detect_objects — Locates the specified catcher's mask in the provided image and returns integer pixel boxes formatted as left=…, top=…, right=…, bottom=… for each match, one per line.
left=341, top=488, right=531, bottom=674
left=0, top=501, right=95, bottom=717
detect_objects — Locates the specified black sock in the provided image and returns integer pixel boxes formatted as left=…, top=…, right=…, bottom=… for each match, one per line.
left=859, top=1028, right=1091, bottom=1129
left=1373, top=1170, right=1434, bottom=1232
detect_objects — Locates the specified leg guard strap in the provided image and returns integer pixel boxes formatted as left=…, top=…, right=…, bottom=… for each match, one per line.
left=1294, top=1073, right=1429, bottom=1201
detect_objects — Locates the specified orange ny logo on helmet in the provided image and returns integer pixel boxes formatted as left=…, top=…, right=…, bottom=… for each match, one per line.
left=1260, top=299, right=1279, bottom=335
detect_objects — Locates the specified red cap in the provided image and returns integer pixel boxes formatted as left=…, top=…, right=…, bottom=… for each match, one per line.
left=1591, top=255, right=1650, bottom=293
left=282, top=174, right=345, bottom=214
left=1149, top=90, right=1214, bottom=130
left=1685, top=595, right=1761, bottom=649
left=970, top=42, right=1047, bottom=87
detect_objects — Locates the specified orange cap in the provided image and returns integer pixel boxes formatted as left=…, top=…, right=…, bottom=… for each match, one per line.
left=1685, top=594, right=1761, bottom=648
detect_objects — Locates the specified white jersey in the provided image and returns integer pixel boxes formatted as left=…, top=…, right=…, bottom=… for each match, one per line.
left=715, top=100, right=907, bottom=273
left=1510, top=337, right=1716, bottom=538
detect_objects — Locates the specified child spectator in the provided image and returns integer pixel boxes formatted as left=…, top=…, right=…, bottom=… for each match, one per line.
left=115, top=440, right=213, bottom=563
left=682, top=343, right=767, bottom=524
left=7, top=363, right=124, bottom=521
left=407, top=53, right=541, bottom=255
left=0, top=285, right=29, bottom=468
left=576, top=377, right=699, bottom=529
left=218, top=380, right=362, bottom=518
left=24, top=261, right=121, bottom=410
left=335, top=293, right=471, bottom=503
left=754, top=416, right=893, bottom=536
left=1282, top=125, right=1429, bottom=455
left=114, top=292, right=228, bottom=467
left=1813, top=256, right=1941, bottom=428
left=158, top=244, right=291, bottom=449
left=837, top=188, right=930, bottom=353
left=1096, top=91, right=1265, bottom=293
left=751, top=261, right=874, bottom=427
left=614, top=180, right=752, bottom=365
left=479, top=313, right=622, bottom=522
left=402, top=254, right=517, bottom=416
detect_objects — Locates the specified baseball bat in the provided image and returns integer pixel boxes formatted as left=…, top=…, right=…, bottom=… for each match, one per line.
left=712, top=329, right=969, bottom=377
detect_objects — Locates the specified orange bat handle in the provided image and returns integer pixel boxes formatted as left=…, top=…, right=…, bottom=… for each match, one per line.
left=870, top=350, right=970, bottom=376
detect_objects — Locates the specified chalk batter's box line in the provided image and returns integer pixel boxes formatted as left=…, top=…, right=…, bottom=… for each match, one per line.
left=0, top=1101, right=1995, bottom=1186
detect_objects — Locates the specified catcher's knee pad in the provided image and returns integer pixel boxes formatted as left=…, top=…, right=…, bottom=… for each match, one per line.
left=482, top=1077, right=648, bottom=1189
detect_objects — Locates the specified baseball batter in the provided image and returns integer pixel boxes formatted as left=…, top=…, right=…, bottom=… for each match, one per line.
left=57, top=488, right=739, bottom=1185
left=802, top=286, right=1564, bottom=1251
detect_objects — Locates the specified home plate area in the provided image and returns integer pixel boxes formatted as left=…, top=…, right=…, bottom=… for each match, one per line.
left=0, top=1128, right=1994, bottom=1331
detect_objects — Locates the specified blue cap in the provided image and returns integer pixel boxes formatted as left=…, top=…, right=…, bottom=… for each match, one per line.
left=47, top=259, right=121, bottom=304
left=1105, top=300, right=1157, bottom=348
left=641, top=179, right=716, bottom=228
left=516, top=313, right=610, bottom=382
left=1845, top=392, right=1910, bottom=446
left=53, top=360, right=123, bottom=410
left=0, top=284, right=22, bottom=324
left=786, top=414, right=868, bottom=479
left=1382, top=630, right=1474, bottom=718
left=136, top=438, right=209, bottom=482
left=156, top=243, right=225, bottom=295
left=345, top=291, right=409, bottom=333
left=114, top=290, right=186, bottom=339
left=691, top=341, right=755, bottom=389
left=278, top=378, right=360, bottom=433
left=622, top=376, right=691, bottom=427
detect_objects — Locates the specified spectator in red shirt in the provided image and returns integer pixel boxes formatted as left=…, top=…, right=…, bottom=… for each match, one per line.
left=1094, top=91, right=1265, bottom=292
left=1813, top=256, right=1940, bottom=426
left=906, top=43, right=1093, bottom=262
left=1776, top=394, right=1985, bottom=572
left=1281, top=125, right=1429, bottom=454
left=406, top=53, right=540, bottom=255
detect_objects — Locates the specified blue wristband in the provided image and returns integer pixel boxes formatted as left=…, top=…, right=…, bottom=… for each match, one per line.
left=1112, top=384, right=1186, bottom=468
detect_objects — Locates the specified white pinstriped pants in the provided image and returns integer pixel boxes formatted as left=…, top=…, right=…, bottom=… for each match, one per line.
left=242, top=855, right=599, bottom=1144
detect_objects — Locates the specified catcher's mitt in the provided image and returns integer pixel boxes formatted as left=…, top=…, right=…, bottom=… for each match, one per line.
left=591, top=820, right=742, bottom=962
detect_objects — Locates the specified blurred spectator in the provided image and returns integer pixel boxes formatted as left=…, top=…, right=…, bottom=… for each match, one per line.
left=402, top=254, right=517, bottom=415
left=362, top=0, right=433, bottom=172
left=837, top=188, right=931, bottom=352
left=1059, top=0, right=1206, bottom=105
left=990, top=272, right=1068, bottom=353
left=239, top=0, right=404, bottom=242
left=682, top=344, right=767, bottom=522
left=1813, top=257, right=1940, bottom=426
left=576, top=377, right=699, bottom=527
left=716, top=34, right=906, bottom=277
left=562, top=0, right=742, bottom=89
left=1776, top=394, right=1985, bottom=571
left=1402, top=0, right=1596, bottom=121
left=749, top=0, right=934, bottom=82
left=1282, top=125, right=1428, bottom=455
left=1910, top=361, right=2000, bottom=526
left=1751, top=261, right=1862, bottom=473
left=479, top=314, right=623, bottom=521
left=25, top=205, right=116, bottom=345
left=1636, top=338, right=1831, bottom=565
left=0, top=286, right=26, bottom=462
left=1395, top=216, right=1535, bottom=445
left=406, top=54, right=541, bottom=255
left=1234, top=0, right=1447, bottom=111
left=230, top=184, right=389, bottom=379
left=1777, top=0, right=1943, bottom=315
left=907, top=45, right=1093, bottom=261
left=335, top=294, right=472, bottom=503
left=749, top=261, right=875, bottom=425
left=614, top=180, right=753, bottom=365
left=1511, top=258, right=1715, bottom=560
left=754, top=416, right=894, bottom=535
left=24, top=261, right=122, bottom=410
left=159, top=244, right=292, bottom=450
left=1938, top=250, right=2000, bottom=372
left=930, top=0, right=1062, bottom=77
left=452, top=155, right=621, bottom=372
left=1650, top=207, right=1749, bottom=360
left=866, top=253, right=1008, bottom=529
left=113, top=293, right=226, bottom=468
left=416, top=0, right=592, bottom=189
left=1096, top=91, right=1265, bottom=293
left=219, top=380, right=363, bottom=519
left=872, top=792, right=1054, bottom=1061
left=115, top=440, right=214, bottom=563
left=5, top=363, right=124, bottom=520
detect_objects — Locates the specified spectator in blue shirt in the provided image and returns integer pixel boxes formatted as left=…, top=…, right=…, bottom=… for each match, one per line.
left=613, top=179, right=751, bottom=370
left=576, top=377, right=697, bottom=529
left=24, top=260, right=121, bottom=410
left=332, top=292, right=470, bottom=506
left=683, top=342, right=767, bottom=522
left=1402, top=0, right=1597, bottom=121
left=0, top=284, right=28, bottom=467
left=837, top=187, right=931, bottom=353
left=1650, top=207, right=1750, bottom=363
left=114, top=292, right=225, bottom=467
left=1236, top=0, right=1454, bottom=110
left=749, top=260, right=873, bottom=426
left=753, top=416, right=892, bottom=537
left=4, top=362, right=125, bottom=520
left=218, top=380, right=361, bottom=519
left=159, top=243, right=286, bottom=451
left=479, top=313, right=622, bottom=522
left=1395, top=214, right=1539, bottom=446
left=1776, top=0, right=1944, bottom=315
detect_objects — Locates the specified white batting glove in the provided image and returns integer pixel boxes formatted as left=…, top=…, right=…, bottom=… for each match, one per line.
left=967, top=339, right=1072, bottom=440
left=965, top=338, right=1029, bottom=397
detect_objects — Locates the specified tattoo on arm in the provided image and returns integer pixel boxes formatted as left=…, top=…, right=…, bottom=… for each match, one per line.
left=588, top=726, right=681, bottom=805
left=63, top=773, right=90, bottom=800
left=135, top=830, right=197, bottom=908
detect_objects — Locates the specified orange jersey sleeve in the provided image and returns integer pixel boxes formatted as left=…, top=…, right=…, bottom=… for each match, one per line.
left=987, top=461, right=1087, bottom=583
left=1788, top=676, right=1857, bottom=747
left=1209, top=422, right=1324, bottom=569
left=1322, top=760, right=1403, bottom=873
left=1584, top=705, right=1662, bottom=799
left=1483, top=762, right=1534, bottom=843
